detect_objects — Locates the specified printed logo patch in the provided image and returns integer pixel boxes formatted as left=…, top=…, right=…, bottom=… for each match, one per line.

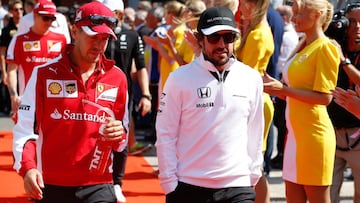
left=19, top=104, right=30, bottom=111
left=50, top=108, right=62, bottom=119
left=96, top=83, right=118, bottom=102
left=48, top=41, right=62, bottom=52
left=47, top=80, right=78, bottom=98
left=197, top=87, right=211, bottom=98
left=23, top=40, right=41, bottom=52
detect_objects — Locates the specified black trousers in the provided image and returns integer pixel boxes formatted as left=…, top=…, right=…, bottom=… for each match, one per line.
left=35, top=184, right=116, bottom=203
left=166, top=182, right=256, bottom=203
left=112, top=148, right=128, bottom=186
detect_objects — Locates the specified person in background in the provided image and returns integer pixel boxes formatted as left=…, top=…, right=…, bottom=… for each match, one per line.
left=0, top=0, right=23, bottom=116
left=6, top=0, right=67, bottom=120
left=12, top=1, right=129, bottom=202
left=0, top=0, right=8, bottom=35
left=183, top=0, right=206, bottom=57
left=328, top=3, right=360, bottom=202
left=154, top=0, right=196, bottom=67
left=271, top=4, right=299, bottom=170
left=202, top=0, right=214, bottom=8
left=17, top=0, right=71, bottom=44
left=263, top=4, right=284, bottom=177
left=236, top=0, right=274, bottom=202
left=332, top=87, right=360, bottom=119
left=276, top=5, right=299, bottom=74
left=123, top=7, right=135, bottom=30
left=156, top=0, right=187, bottom=91
left=213, top=0, right=238, bottom=14
left=137, top=0, right=152, bottom=11
left=24, top=0, right=35, bottom=14
left=134, top=9, right=152, bottom=40
left=104, top=0, right=152, bottom=202
left=142, top=6, right=167, bottom=145
left=156, top=6, right=264, bottom=203
left=263, top=0, right=340, bottom=202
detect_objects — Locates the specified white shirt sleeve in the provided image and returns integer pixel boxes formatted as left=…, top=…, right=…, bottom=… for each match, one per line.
left=247, top=73, right=264, bottom=186
left=155, top=72, right=181, bottom=194
left=12, top=67, right=39, bottom=172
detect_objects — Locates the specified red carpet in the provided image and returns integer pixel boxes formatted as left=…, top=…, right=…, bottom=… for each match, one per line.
left=0, top=131, right=165, bottom=203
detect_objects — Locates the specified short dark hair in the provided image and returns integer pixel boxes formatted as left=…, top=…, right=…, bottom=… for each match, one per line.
left=346, top=2, right=360, bottom=13
left=8, top=0, right=23, bottom=10
left=24, top=0, right=35, bottom=7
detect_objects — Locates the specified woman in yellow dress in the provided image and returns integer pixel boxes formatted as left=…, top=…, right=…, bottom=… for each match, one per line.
left=263, top=0, right=340, bottom=202
left=155, top=1, right=189, bottom=91
left=236, top=0, right=274, bottom=202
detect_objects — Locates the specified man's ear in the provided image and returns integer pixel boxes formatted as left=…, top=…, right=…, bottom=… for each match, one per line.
left=71, top=25, right=78, bottom=39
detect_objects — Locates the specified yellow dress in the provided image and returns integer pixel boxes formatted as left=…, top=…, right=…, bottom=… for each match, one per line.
left=236, top=24, right=275, bottom=151
left=159, top=23, right=190, bottom=91
left=282, top=37, right=339, bottom=185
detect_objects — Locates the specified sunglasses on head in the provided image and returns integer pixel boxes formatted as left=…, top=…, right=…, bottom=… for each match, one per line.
left=76, top=15, right=118, bottom=29
left=39, top=14, right=56, bottom=22
left=347, top=3, right=360, bottom=13
left=206, top=32, right=237, bottom=44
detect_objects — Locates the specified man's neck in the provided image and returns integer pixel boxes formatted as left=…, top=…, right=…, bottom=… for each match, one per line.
left=31, top=26, right=49, bottom=35
left=69, top=50, right=97, bottom=73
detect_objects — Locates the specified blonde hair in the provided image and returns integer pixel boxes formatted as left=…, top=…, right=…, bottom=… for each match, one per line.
left=213, top=0, right=239, bottom=14
left=238, top=0, right=270, bottom=51
left=185, top=0, right=206, bottom=17
left=164, top=0, right=186, bottom=25
left=293, top=0, right=334, bottom=31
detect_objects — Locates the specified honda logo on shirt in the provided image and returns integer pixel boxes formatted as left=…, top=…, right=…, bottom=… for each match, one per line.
left=197, top=87, right=211, bottom=99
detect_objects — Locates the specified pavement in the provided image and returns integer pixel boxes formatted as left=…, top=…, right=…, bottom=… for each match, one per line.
left=0, top=116, right=355, bottom=202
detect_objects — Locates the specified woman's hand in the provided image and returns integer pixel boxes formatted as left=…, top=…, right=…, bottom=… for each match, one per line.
left=263, top=72, right=284, bottom=96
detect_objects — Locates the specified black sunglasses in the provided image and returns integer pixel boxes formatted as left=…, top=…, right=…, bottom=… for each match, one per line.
left=76, top=15, right=118, bottom=29
left=206, top=32, right=237, bottom=44
left=39, top=14, right=56, bottom=22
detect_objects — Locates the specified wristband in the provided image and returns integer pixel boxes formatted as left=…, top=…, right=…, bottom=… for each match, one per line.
left=341, top=58, right=351, bottom=65
left=141, top=94, right=152, bottom=101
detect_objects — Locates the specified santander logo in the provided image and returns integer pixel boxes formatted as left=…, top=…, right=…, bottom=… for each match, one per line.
left=50, top=108, right=107, bottom=123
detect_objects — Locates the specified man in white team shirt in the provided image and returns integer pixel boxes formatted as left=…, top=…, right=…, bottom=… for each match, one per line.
left=17, top=0, right=71, bottom=43
left=156, top=6, right=264, bottom=203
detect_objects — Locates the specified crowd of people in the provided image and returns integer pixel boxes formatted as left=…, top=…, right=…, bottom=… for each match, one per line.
left=1, top=0, right=360, bottom=202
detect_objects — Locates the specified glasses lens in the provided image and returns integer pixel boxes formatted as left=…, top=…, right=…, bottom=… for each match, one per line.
left=89, top=15, right=117, bottom=29
left=207, top=34, right=221, bottom=44
left=41, top=15, right=56, bottom=22
left=206, top=32, right=236, bottom=44
left=223, top=33, right=236, bottom=43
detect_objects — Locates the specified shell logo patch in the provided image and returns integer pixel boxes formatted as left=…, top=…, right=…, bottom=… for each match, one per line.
left=23, top=40, right=41, bottom=52
left=48, top=82, right=62, bottom=95
left=47, top=80, right=78, bottom=98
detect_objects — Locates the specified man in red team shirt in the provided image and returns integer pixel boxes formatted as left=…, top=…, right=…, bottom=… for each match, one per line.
left=12, top=1, right=129, bottom=202
left=6, top=0, right=66, bottom=116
